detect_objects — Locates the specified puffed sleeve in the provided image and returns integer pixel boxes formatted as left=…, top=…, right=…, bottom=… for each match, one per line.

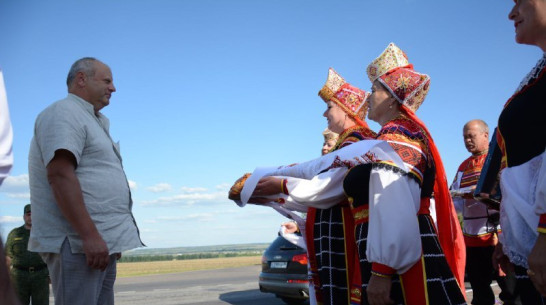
left=283, top=167, right=347, bottom=210
left=366, top=166, right=422, bottom=274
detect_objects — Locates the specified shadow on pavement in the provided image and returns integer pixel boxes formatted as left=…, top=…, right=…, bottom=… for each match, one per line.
left=219, top=289, right=302, bottom=305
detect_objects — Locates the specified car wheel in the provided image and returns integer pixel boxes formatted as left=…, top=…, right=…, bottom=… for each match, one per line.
left=280, top=296, right=307, bottom=305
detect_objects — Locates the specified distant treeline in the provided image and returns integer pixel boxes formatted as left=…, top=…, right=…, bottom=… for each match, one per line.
left=119, top=251, right=263, bottom=263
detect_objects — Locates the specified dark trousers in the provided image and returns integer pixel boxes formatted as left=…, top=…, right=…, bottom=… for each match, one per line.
left=11, top=268, right=49, bottom=305
left=514, top=265, right=546, bottom=305
left=467, top=246, right=496, bottom=305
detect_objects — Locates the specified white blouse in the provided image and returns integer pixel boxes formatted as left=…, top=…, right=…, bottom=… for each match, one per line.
left=238, top=139, right=422, bottom=273
left=500, top=150, right=546, bottom=268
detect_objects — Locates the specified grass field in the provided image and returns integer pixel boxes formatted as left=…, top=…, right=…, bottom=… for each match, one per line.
left=117, top=255, right=263, bottom=277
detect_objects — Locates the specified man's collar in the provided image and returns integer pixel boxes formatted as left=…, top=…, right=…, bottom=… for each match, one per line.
left=68, top=93, right=99, bottom=116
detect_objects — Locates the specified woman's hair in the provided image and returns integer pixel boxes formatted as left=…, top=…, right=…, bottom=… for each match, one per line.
left=322, top=128, right=339, bottom=142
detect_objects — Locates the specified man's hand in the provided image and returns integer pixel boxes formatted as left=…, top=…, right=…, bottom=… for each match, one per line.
left=82, top=233, right=110, bottom=271
left=367, top=274, right=394, bottom=305
left=492, top=242, right=513, bottom=275
left=528, top=233, right=546, bottom=296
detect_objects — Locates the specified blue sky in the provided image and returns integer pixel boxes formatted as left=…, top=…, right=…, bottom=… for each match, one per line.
left=0, top=0, right=542, bottom=248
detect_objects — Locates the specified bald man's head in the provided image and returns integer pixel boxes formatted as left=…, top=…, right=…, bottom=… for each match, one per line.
left=463, top=119, right=489, bottom=155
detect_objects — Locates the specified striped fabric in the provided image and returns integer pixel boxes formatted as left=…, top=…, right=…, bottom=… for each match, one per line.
left=457, top=153, right=487, bottom=189
left=377, top=115, right=430, bottom=184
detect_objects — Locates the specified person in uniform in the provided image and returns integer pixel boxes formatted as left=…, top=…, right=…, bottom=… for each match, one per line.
left=5, top=204, right=49, bottom=305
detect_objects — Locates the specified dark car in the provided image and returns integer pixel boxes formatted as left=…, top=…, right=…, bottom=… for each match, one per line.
left=259, top=234, right=309, bottom=305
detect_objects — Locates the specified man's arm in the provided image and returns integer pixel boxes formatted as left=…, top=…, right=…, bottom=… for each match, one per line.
left=46, top=149, right=109, bottom=271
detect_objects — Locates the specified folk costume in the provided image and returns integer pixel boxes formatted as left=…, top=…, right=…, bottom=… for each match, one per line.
left=304, top=68, right=376, bottom=305
left=451, top=151, right=504, bottom=305
left=232, top=68, right=380, bottom=305
left=451, top=151, right=501, bottom=246
left=343, top=43, right=467, bottom=305
left=496, top=53, right=546, bottom=304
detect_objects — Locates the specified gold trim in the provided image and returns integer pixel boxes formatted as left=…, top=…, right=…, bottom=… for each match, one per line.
left=354, top=209, right=369, bottom=221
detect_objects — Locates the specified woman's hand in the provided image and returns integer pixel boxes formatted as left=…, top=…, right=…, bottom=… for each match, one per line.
left=528, top=233, right=546, bottom=296
left=367, top=274, right=394, bottom=305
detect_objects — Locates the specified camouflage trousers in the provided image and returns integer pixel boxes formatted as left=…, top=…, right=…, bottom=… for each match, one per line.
left=10, top=267, right=49, bottom=305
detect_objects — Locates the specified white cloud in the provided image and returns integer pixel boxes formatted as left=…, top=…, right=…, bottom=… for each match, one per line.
left=180, top=186, right=207, bottom=193
left=0, top=174, right=29, bottom=192
left=146, top=183, right=172, bottom=193
left=141, top=191, right=227, bottom=206
left=0, top=216, right=21, bottom=224
left=156, top=213, right=215, bottom=222
left=215, top=183, right=231, bottom=191
left=0, top=174, right=30, bottom=200
left=6, top=193, right=30, bottom=199
left=140, top=184, right=231, bottom=206
left=128, top=180, right=138, bottom=191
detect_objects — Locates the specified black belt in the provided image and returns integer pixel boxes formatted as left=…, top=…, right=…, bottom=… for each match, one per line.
left=13, top=265, right=47, bottom=272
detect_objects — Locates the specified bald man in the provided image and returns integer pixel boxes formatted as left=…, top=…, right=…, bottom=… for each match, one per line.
left=450, top=120, right=512, bottom=305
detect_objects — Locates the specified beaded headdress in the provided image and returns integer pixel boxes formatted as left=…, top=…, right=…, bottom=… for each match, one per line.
left=379, top=67, right=430, bottom=113
left=366, top=43, right=429, bottom=113
left=366, top=42, right=410, bottom=83
left=318, top=68, right=346, bottom=102
left=331, top=83, right=370, bottom=122
left=318, top=68, right=370, bottom=124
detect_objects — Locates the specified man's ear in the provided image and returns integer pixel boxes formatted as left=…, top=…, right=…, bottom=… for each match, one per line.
left=75, top=71, right=87, bottom=87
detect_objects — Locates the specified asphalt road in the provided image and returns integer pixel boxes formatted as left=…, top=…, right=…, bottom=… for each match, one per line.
left=114, top=265, right=303, bottom=305
left=44, top=265, right=509, bottom=304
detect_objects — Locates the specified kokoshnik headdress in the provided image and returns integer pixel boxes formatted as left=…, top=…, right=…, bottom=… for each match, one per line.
left=318, top=68, right=370, bottom=127
left=366, top=42, right=430, bottom=113
left=365, top=43, right=467, bottom=297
